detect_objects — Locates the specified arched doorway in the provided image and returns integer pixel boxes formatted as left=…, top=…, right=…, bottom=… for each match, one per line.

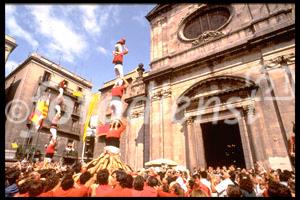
left=177, top=75, right=258, bottom=169
left=200, top=118, right=246, bottom=168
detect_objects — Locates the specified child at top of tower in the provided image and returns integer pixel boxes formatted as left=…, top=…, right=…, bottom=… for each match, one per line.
left=112, top=38, right=128, bottom=78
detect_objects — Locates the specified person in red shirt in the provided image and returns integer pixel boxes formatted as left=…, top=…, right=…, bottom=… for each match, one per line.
left=132, top=175, right=145, bottom=197
left=28, top=180, right=44, bottom=197
left=103, top=170, right=133, bottom=197
left=53, top=174, right=88, bottom=197
left=44, top=137, right=57, bottom=165
left=110, top=77, right=128, bottom=121
left=157, top=181, right=184, bottom=197
left=91, top=169, right=114, bottom=197
left=104, top=119, right=126, bottom=154
left=142, top=175, right=159, bottom=197
left=74, top=171, right=92, bottom=197
left=112, top=38, right=128, bottom=78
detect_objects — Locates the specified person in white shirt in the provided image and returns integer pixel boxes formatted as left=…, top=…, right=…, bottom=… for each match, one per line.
left=215, top=171, right=234, bottom=197
left=199, top=171, right=212, bottom=193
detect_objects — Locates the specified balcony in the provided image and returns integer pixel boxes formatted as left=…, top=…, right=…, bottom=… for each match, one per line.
left=40, top=119, right=81, bottom=136
left=38, top=76, right=84, bottom=103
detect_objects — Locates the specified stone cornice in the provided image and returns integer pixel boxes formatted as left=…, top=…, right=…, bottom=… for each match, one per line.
left=5, top=53, right=93, bottom=89
left=145, top=4, right=172, bottom=22
left=144, top=23, right=294, bottom=83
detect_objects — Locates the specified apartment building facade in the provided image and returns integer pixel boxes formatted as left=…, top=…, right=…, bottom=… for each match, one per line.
left=5, top=53, right=93, bottom=161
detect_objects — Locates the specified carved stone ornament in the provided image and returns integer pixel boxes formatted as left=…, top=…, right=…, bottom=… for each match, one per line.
left=263, top=53, right=295, bottom=70
left=130, top=110, right=143, bottom=119
left=186, top=117, right=194, bottom=125
left=192, top=31, right=224, bottom=46
left=162, top=88, right=172, bottom=98
left=151, top=90, right=163, bottom=101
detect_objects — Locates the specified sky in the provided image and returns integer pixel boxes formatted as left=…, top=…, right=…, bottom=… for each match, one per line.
left=5, top=4, right=156, bottom=93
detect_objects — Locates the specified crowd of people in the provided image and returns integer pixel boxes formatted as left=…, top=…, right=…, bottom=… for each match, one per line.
left=5, top=159, right=295, bottom=197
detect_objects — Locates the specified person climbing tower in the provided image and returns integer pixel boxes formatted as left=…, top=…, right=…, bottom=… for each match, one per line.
left=112, top=38, right=128, bottom=78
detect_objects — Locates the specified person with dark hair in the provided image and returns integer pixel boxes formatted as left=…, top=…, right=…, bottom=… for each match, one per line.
left=14, top=179, right=33, bottom=197
left=139, top=175, right=159, bottom=197
left=266, top=180, right=292, bottom=197
left=132, top=175, right=145, bottom=196
left=38, top=173, right=60, bottom=197
left=5, top=169, right=20, bottom=197
left=200, top=170, right=212, bottom=194
left=28, top=180, right=44, bottom=197
left=229, top=170, right=238, bottom=185
left=91, top=169, right=113, bottom=197
left=226, top=185, right=242, bottom=197
left=124, top=173, right=134, bottom=188
left=192, top=173, right=211, bottom=197
left=74, top=171, right=92, bottom=197
left=158, top=181, right=184, bottom=197
left=104, top=170, right=133, bottom=197
left=53, top=174, right=84, bottom=197
left=238, top=173, right=256, bottom=197
left=279, top=170, right=291, bottom=187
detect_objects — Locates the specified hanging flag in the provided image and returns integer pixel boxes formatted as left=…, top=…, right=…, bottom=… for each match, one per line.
left=83, top=93, right=100, bottom=142
left=29, top=95, right=50, bottom=130
left=73, top=90, right=83, bottom=98
left=11, top=142, right=18, bottom=149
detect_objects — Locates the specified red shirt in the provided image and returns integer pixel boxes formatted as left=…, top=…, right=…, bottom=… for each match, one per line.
left=75, top=184, right=89, bottom=197
left=94, top=184, right=114, bottom=197
left=53, top=187, right=87, bottom=197
left=103, top=186, right=133, bottom=197
left=157, top=190, right=178, bottom=197
left=106, top=123, right=126, bottom=139
left=111, top=85, right=126, bottom=98
left=38, top=190, right=53, bottom=197
left=46, top=143, right=56, bottom=154
left=195, top=179, right=211, bottom=196
left=141, top=185, right=158, bottom=197
left=14, top=192, right=29, bottom=197
left=112, top=50, right=128, bottom=64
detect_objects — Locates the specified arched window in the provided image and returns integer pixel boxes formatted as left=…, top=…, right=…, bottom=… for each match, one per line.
left=183, top=7, right=230, bottom=39
left=178, top=5, right=232, bottom=42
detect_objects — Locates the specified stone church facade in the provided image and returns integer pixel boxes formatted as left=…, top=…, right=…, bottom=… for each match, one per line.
left=98, top=4, right=295, bottom=171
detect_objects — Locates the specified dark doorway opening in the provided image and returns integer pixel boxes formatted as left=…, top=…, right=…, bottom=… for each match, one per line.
left=201, top=118, right=246, bottom=168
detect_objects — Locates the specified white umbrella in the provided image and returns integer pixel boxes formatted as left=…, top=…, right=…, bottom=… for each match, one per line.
left=145, top=158, right=178, bottom=167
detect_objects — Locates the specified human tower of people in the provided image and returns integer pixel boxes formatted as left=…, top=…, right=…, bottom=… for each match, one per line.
left=80, top=37, right=133, bottom=175
left=33, top=38, right=132, bottom=172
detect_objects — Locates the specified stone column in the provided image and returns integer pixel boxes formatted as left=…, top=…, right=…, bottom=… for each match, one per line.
left=161, top=88, right=173, bottom=160
left=186, top=117, right=197, bottom=170
left=150, top=90, right=162, bottom=160
left=193, top=119, right=206, bottom=168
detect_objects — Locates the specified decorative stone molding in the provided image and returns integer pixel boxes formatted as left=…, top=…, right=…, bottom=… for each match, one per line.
left=192, top=31, right=224, bottom=46
left=151, top=88, right=172, bottom=101
left=242, top=101, right=256, bottom=116
left=129, top=110, right=144, bottom=119
left=186, top=117, right=194, bottom=125
left=263, top=53, right=295, bottom=70
left=162, top=88, right=172, bottom=98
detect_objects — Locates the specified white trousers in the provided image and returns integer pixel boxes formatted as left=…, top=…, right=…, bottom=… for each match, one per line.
left=50, top=128, right=57, bottom=140
left=110, top=99, right=123, bottom=120
left=104, top=146, right=120, bottom=154
left=114, top=64, right=123, bottom=78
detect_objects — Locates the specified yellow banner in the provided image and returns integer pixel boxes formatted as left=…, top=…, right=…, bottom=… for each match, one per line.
left=83, top=93, right=100, bottom=142
left=11, top=142, right=18, bottom=149
left=73, top=90, right=83, bottom=98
